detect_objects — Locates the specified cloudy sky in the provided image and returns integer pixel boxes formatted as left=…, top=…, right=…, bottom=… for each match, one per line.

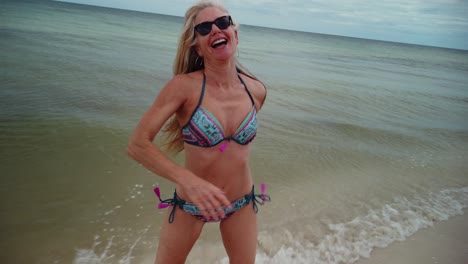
left=58, top=0, right=468, bottom=50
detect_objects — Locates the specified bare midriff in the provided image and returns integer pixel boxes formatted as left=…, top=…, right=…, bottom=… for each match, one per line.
left=177, top=142, right=253, bottom=201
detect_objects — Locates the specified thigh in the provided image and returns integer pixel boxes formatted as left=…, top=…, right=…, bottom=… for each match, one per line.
left=219, top=204, right=258, bottom=264
left=155, top=207, right=205, bottom=264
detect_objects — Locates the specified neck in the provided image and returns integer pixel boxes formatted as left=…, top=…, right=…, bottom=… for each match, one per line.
left=203, top=58, right=238, bottom=88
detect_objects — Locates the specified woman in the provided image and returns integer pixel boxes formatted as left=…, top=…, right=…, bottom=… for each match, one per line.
left=127, top=1, right=268, bottom=263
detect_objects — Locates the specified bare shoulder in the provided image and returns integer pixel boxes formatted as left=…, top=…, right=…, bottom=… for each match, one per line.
left=163, top=73, right=198, bottom=95
left=240, top=73, right=267, bottom=110
left=158, top=72, right=202, bottom=103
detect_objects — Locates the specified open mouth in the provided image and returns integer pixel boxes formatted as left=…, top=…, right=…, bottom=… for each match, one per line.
left=211, top=38, right=227, bottom=48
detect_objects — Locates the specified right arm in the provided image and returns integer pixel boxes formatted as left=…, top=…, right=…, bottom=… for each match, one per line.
left=127, top=75, right=189, bottom=184
left=126, top=75, right=231, bottom=220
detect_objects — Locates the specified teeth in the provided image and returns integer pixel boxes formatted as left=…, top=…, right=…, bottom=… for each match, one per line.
left=212, top=38, right=227, bottom=46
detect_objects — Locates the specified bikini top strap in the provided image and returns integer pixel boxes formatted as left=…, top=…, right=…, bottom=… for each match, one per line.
left=181, top=74, right=206, bottom=129
left=238, top=75, right=255, bottom=106
left=195, top=73, right=206, bottom=108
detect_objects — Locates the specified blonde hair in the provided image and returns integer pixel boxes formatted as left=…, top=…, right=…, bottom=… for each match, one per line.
left=163, top=0, right=261, bottom=153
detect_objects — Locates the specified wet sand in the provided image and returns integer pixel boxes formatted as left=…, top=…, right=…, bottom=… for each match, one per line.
left=356, top=212, right=468, bottom=264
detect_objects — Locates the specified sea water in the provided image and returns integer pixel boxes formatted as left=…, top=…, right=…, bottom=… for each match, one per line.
left=1, top=0, right=467, bottom=263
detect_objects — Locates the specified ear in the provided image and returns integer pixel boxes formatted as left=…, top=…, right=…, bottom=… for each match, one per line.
left=234, top=29, right=239, bottom=44
left=195, top=44, right=203, bottom=57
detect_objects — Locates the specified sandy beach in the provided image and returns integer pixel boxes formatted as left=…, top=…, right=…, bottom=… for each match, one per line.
left=356, top=212, right=468, bottom=264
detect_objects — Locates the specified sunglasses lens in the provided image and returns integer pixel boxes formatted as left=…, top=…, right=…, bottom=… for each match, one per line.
left=195, top=16, right=231, bottom=36
left=197, top=23, right=212, bottom=36
left=215, top=16, right=230, bottom=29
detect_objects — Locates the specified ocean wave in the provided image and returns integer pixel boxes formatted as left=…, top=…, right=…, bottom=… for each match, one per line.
left=219, top=187, right=468, bottom=264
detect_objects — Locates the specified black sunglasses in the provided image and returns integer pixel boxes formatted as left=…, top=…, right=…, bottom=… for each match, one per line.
left=194, top=15, right=232, bottom=36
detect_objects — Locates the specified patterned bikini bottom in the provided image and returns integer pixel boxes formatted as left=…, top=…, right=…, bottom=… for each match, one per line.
left=154, top=184, right=271, bottom=223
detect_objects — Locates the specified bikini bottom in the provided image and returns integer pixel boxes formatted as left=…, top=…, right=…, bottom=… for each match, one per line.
left=154, top=184, right=271, bottom=223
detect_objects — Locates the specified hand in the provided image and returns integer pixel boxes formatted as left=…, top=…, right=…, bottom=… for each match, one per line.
left=179, top=174, right=232, bottom=221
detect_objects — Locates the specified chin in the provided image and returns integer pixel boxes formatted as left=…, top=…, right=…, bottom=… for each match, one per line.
left=212, top=49, right=236, bottom=61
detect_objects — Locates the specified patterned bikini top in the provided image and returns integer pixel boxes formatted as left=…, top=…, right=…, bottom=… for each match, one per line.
left=182, top=74, right=257, bottom=152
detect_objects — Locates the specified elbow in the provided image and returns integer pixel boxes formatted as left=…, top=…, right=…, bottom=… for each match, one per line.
left=126, top=143, right=135, bottom=160
left=126, top=143, right=134, bottom=159
left=126, top=138, right=141, bottom=161
left=126, top=135, right=156, bottom=162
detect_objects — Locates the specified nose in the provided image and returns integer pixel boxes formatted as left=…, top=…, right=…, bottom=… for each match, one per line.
left=211, top=23, right=221, bottom=33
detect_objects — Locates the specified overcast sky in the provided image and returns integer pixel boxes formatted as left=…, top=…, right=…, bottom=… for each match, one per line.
left=57, top=0, right=468, bottom=50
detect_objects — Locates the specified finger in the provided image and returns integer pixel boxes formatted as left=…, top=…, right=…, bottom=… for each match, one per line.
left=197, top=205, right=211, bottom=221
left=210, top=193, right=230, bottom=220
left=203, top=190, right=225, bottom=217
left=214, top=192, right=232, bottom=209
left=205, top=200, right=220, bottom=221
left=193, top=191, right=213, bottom=220
left=200, top=196, right=219, bottom=221
left=209, top=199, right=225, bottom=219
left=193, top=196, right=210, bottom=220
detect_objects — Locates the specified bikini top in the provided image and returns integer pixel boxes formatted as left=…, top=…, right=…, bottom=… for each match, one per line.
left=182, top=74, right=257, bottom=152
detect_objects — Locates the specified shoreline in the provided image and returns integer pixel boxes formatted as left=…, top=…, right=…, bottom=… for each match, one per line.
left=355, top=212, right=468, bottom=264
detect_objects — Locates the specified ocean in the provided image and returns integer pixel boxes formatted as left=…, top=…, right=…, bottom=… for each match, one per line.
left=1, top=0, right=468, bottom=263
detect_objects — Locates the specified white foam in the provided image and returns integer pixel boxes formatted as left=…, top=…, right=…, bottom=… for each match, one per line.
left=73, top=187, right=467, bottom=264
left=118, top=225, right=150, bottom=264
left=73, top=236, right=114, bottom=264
left=220, top=187, right=468, bottom=264
left=73, top=182, right=153, bottom=264
left=73, top=226, right=151, bottom=264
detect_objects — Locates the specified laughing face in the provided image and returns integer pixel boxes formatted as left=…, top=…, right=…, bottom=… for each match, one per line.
left=194, top=7, right=238, bottom=63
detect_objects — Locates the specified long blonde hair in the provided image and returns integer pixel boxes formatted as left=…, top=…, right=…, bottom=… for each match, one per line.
left=163, top=0, right=261, bottom=153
